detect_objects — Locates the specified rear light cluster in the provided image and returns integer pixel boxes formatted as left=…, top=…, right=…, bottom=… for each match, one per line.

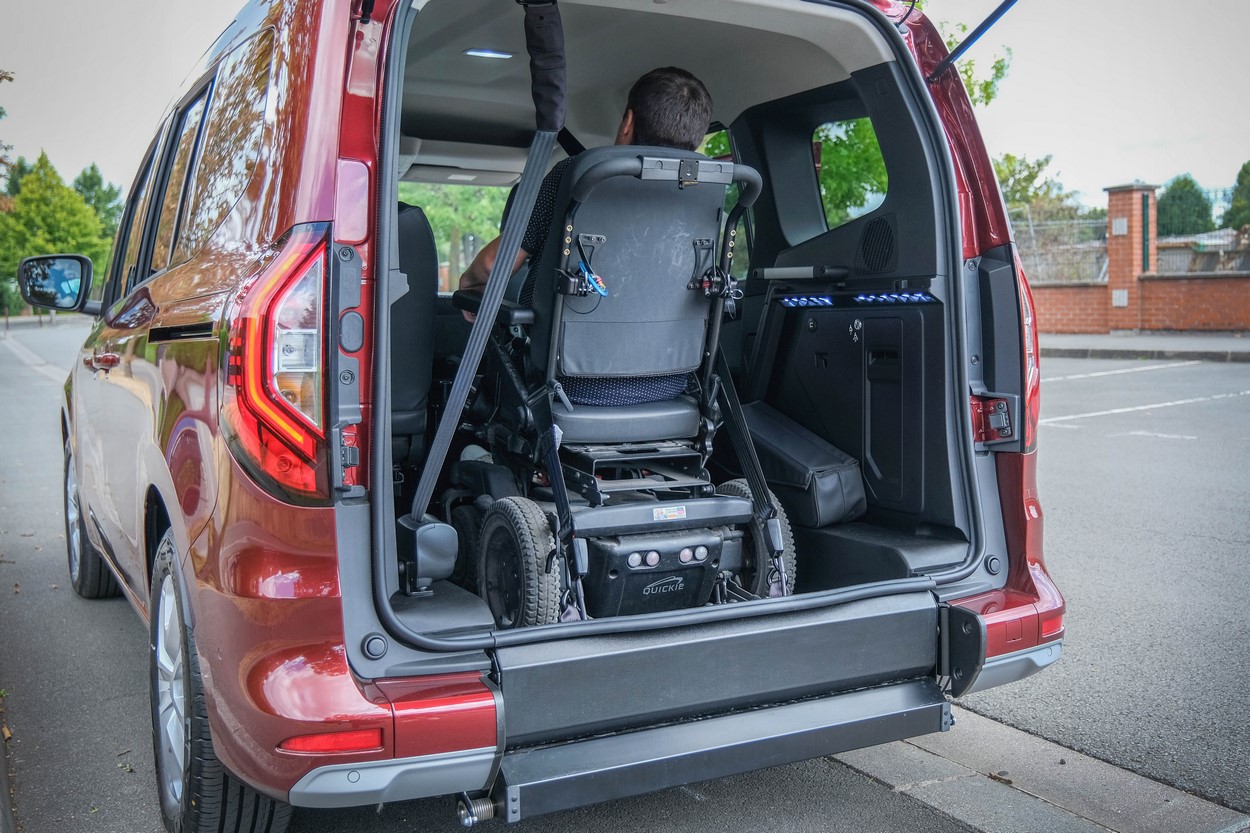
left=222, top=224, right=331, bottom=503
left=1014, top=247, right=1041, bottom=453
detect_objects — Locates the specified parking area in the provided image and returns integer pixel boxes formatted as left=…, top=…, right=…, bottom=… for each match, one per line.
left=965, top=356, right=1250, bottom=814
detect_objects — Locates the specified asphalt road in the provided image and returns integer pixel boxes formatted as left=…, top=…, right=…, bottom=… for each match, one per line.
left=962, top=355, right=1250, bottom=813
left=2, top=321, right=1248, bottom=831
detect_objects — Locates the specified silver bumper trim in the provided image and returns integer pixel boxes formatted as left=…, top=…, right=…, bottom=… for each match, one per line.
left=288, top=746, right=495, bottom=808
left=962, top=640, right=1063, bottom=695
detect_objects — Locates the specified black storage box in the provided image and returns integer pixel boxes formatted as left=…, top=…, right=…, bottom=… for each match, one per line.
left=742, top=401, right=867, bottom=528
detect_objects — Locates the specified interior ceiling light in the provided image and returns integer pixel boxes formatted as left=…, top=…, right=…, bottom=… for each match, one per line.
left=464, top=48, right=512, bottom=59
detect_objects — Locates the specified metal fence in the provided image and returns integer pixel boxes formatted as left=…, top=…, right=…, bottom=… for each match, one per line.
left=1156, top=228, right=1250, bottom=274
left=1010, top=209, right=1108, bottom=285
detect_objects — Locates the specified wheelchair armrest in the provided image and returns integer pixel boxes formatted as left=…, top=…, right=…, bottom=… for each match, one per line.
left=451, top=289, right=536, bottom=326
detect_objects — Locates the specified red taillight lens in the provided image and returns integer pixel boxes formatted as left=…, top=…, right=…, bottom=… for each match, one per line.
left=222, top=225, right=330, bottom=503
left=278, top=728, right=384, bottom=754
left=1013, top=248, right=1041, bottom=453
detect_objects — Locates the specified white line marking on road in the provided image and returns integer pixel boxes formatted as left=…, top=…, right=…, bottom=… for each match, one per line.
left=1040, top=390, right=1250, bottom=424
left=1041, top=423, right=1084, bottom=430
left=1109, top=430, right=1198, bottom=441
left=1, top=334, right=71, bottom=384
left=1046, top=360, right=1201, bottom=382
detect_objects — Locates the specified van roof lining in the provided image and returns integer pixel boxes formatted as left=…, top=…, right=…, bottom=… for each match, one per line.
left=401, top=0, right=896, bottom=177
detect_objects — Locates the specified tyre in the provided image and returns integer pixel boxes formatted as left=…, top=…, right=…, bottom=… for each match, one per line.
left=449, top=504, right=482, bottom=590
left=476, top=497, right=561, bottom=628
left=716, top=478, right=797, bottom=597
left=149, top=530, right=293, bottom=833
left=63, top=438, right=119, bottom=599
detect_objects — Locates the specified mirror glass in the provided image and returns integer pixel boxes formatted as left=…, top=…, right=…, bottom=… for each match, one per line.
left=18, top=256, right=87, bottom=310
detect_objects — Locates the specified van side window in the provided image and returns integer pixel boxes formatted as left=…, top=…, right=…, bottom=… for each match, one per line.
left=113, top=139, right=163, bottom=300
left=813, top=118, right=887, bottom=229
left=175, top=29, right=275, bottom=262
left=149, top=93, right=209, bottom=276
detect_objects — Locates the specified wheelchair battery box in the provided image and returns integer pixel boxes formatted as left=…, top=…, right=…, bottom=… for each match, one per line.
left=583, top=529, right=722, bottom=618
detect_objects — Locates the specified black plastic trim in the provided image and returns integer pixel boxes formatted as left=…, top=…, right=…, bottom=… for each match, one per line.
left=498, top=678, right=949, bottom=822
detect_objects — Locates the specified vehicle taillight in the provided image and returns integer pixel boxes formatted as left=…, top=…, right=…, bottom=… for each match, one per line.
left=1014, top=248, right=1041, bottom=453
left=222, top=225, right=330, bottom=503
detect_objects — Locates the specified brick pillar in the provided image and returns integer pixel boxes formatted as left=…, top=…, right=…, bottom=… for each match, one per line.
left=1104, top=182, right=1158, bottom=331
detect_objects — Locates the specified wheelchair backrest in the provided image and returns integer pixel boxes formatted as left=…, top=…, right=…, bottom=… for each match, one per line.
left=525, top=145, right=737, bottom=389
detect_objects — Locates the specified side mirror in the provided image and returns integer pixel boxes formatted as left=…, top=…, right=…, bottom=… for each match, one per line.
left=17, top=254, right=93, bottom=312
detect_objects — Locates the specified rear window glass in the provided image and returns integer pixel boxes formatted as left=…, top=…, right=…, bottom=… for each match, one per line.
left=814, top=118, right=887, bottom=229
left=176, top=29, right=275, bottom=261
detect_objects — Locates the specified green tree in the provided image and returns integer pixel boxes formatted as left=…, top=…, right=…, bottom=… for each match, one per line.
left=1156, top=174, right=1215, bottom=236
left=0, top=69, right=12, bottom=182
left=0, top=152, right=109, bottom=293
left=994, top=153, right=1105, bottom=223
left=1223, top=160, right=1250, bottom=231
left=3, top=156, right=31, bottom=198
left=73, top=163, right=122, bottom=236
left=397, top=182, right=509, bottom=282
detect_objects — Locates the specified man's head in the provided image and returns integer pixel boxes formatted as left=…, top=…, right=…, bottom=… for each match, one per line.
left=614, top=67, right=712, bottom=150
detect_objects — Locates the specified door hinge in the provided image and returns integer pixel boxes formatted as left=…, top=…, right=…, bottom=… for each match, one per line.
left=970, top=393, right=1018, bottom=447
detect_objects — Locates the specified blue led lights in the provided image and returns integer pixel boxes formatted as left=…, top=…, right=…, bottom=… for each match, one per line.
left=778, top=296, right=834, bottom=308
left=853, top=292, right=934, bottom=304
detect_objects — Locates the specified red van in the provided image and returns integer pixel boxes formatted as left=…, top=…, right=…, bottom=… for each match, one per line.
left=19, top=0, right=1063, bottom=830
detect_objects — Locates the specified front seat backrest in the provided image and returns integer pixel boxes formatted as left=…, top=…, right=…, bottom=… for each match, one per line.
left=392, top=202, right=438, bottom=464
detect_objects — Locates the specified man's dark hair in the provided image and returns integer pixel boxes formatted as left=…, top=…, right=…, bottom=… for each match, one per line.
left=626, top=67, right=713, bottom=151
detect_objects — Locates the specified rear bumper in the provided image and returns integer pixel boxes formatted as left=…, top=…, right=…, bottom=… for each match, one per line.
left=497, top=678, right=949, bottom=822
left=962, top=640, right=1062, bottom=695
left=288, top=746, right=496, bottom=808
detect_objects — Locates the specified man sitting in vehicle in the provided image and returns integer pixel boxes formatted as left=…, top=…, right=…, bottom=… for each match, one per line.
left=457, top=66, right=713, bottom=303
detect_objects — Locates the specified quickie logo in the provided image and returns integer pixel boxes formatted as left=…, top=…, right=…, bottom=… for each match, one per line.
left=642, top=576, right=684, bottom=596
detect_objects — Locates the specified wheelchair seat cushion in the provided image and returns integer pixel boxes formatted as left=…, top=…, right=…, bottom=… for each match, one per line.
left=553, top=395, right=700, bottom=444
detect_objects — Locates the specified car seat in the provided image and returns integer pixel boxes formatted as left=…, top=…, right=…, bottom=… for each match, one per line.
left=391, top=203, right=438, bottom=467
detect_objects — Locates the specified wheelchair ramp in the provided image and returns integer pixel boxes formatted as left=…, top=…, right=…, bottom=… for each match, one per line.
left=494, top=591, right=939, bottom=747
left=497, top=678, right=949, bottom=822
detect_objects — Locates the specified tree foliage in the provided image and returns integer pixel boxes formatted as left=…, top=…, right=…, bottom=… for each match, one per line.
left=398, top=182, right=509, bottom=282
left=0, top=153, right=109, bottom=303
left=73, top=163, right=123, bottom=237
left=994, top=153, right=1103, bottom=224
left=1156, top=174, right=1215, bottom=237
left=1224, top=160, right=1250, bottom=231
left=0, top=69, right=12, bottom=185
left=4, top=155, right=32, bottom=198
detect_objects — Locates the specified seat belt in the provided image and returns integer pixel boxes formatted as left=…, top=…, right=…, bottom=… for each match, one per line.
left=406, top=0, right=566, bottom=529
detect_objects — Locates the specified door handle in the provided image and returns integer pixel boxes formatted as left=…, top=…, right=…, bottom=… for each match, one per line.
left=91, top=352, right=121, bottom=370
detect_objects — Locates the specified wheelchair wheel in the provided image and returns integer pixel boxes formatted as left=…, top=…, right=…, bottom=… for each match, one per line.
left=716, top=479, right=797, bottom=597
left=476, top=497, right=561, bottom=628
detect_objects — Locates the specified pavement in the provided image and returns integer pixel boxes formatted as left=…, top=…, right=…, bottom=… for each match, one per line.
left=838, top=707, right=1250, bottom=833
left=1041, top=331, right=1250, bottom=362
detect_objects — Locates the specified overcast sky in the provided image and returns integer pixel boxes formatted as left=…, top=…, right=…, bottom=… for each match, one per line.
left=3, top=0, right=1246, bottom=211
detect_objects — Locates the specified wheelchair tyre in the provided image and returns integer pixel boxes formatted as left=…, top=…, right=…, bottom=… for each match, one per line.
left=716, top=479, right=797, bottom=596
left=477, top=497, right=561, bottom=628
left=449, top=504, right=482, bottom=591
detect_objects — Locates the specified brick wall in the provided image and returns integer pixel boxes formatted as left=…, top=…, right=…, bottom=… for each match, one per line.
left=1032, top=284, right=1109, bottom=333
left=1138, top=275, right=1250, bottom=330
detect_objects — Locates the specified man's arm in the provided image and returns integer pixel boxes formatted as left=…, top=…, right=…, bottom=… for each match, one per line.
left=458, top=236, right=529, bottom=295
